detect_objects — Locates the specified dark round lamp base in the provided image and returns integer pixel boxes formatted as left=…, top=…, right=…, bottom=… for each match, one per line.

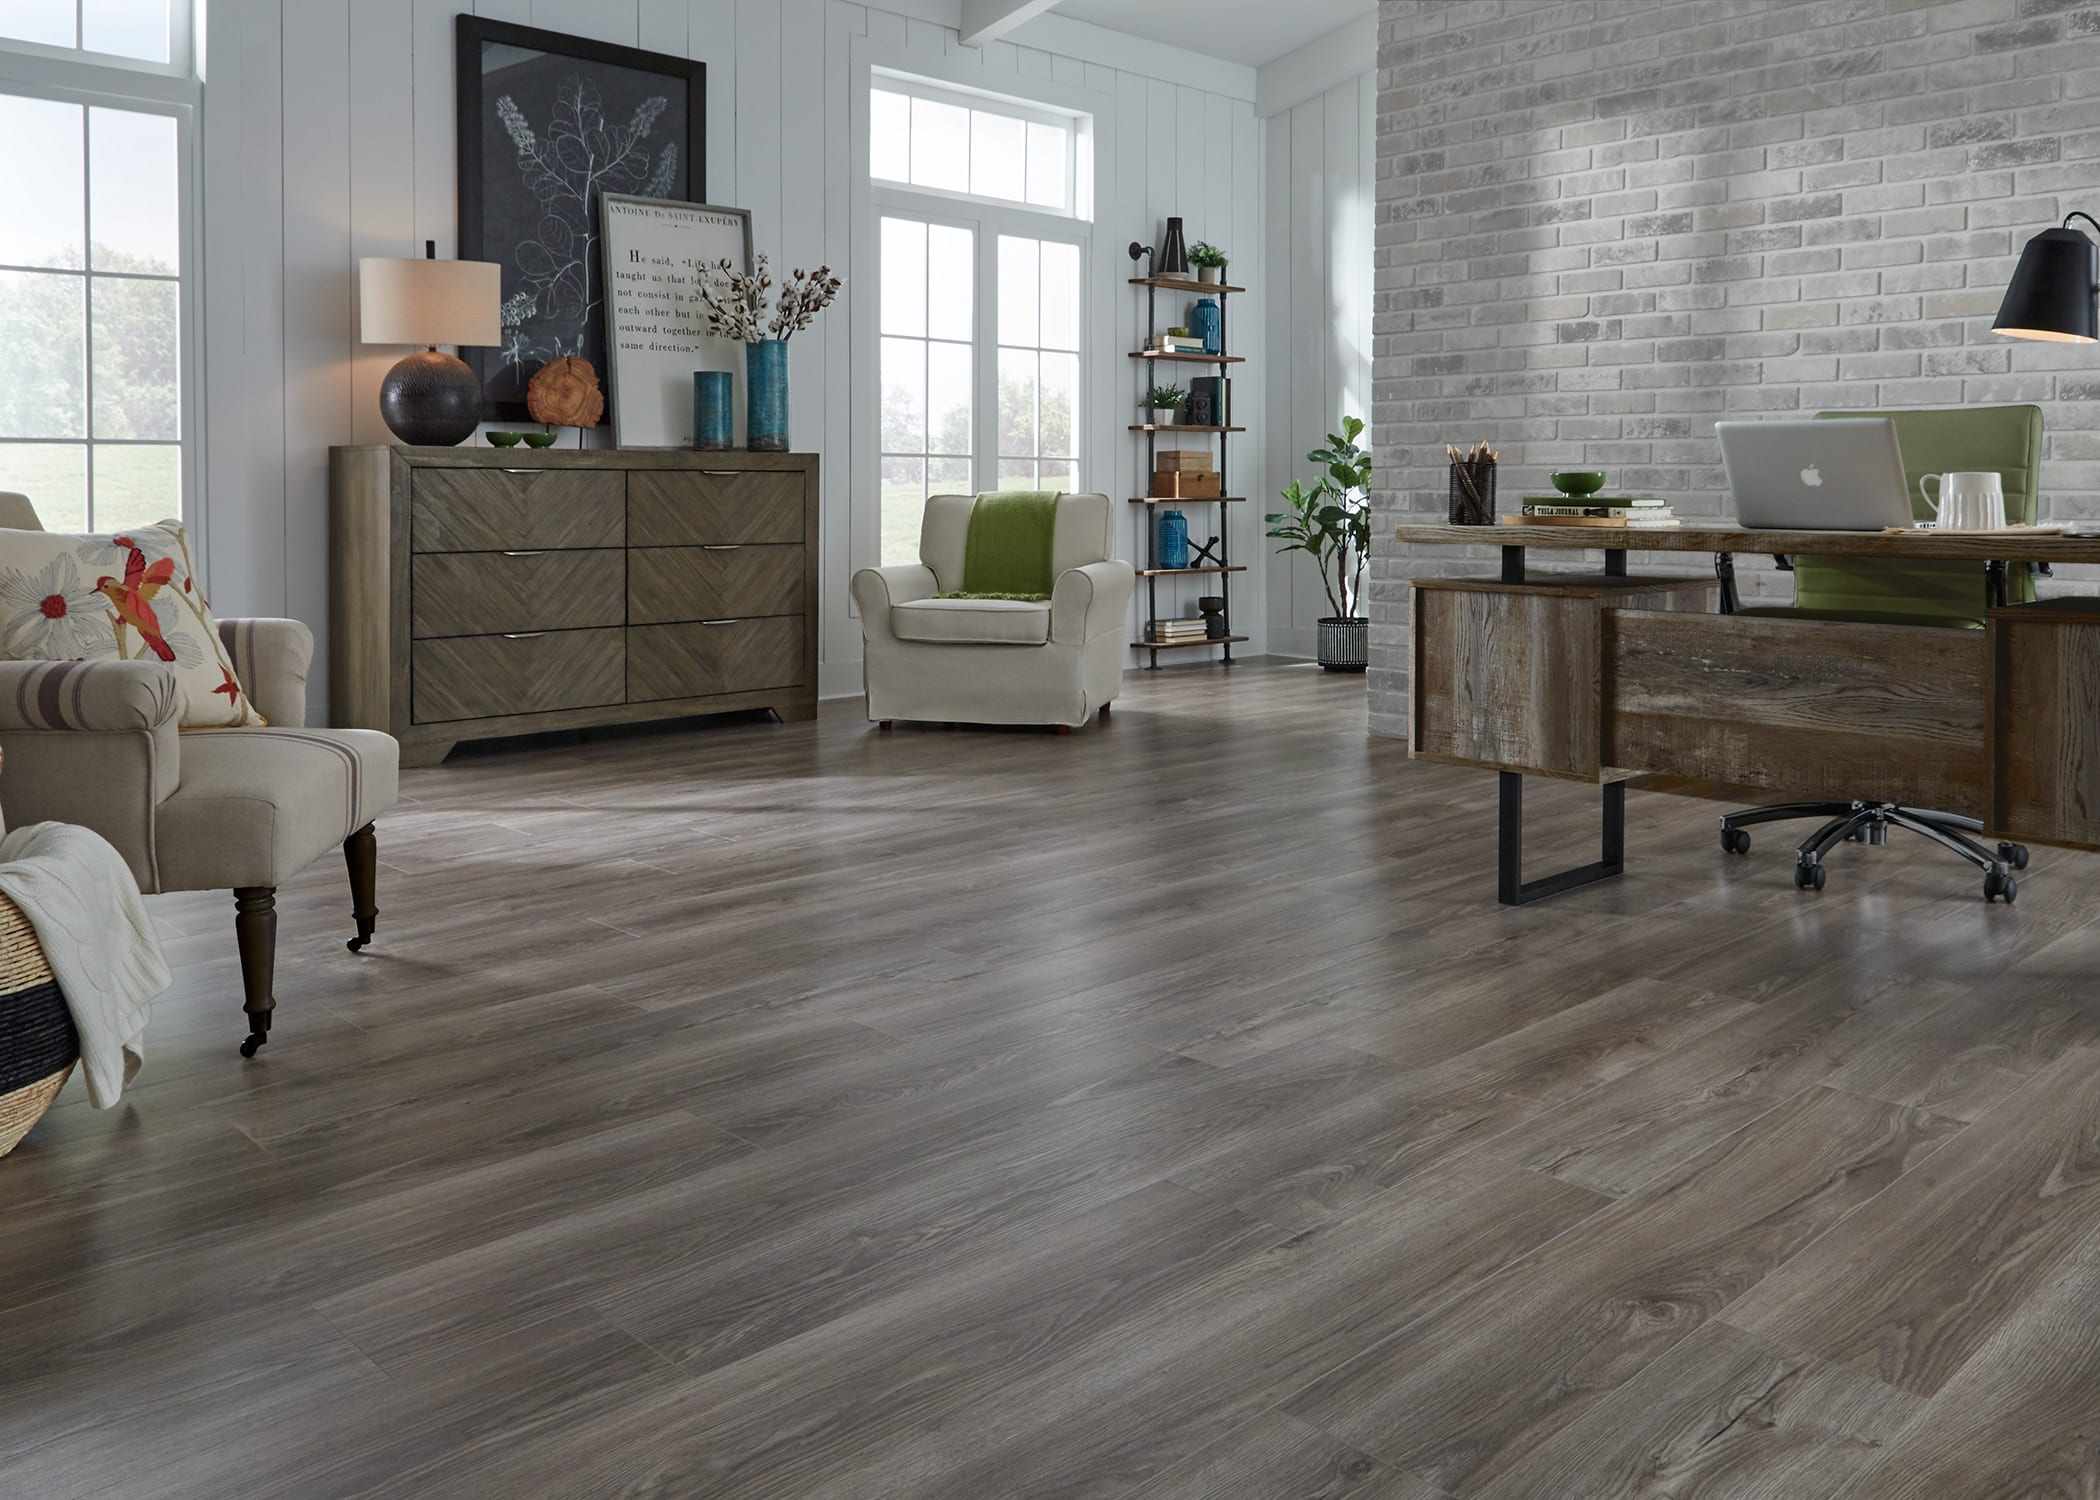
left=379, top=349, right=483, bottom=446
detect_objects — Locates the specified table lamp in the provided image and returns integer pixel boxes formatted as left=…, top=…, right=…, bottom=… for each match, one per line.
left=359, top=242, right=501, bottom=444
left=1993, top=212, right=2100, bottom=342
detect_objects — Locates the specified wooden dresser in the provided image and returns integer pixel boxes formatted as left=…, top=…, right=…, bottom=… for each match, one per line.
left=329, top=447, right=818, bottom=765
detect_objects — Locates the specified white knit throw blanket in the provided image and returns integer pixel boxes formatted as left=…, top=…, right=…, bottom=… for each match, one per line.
left=0, top=823, right=171, bottom=1108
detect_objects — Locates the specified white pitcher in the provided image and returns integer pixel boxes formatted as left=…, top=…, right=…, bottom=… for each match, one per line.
left=1920, top=471, right=2007, bottom=530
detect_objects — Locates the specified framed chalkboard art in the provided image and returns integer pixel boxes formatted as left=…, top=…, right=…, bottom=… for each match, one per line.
left=455, top=17, right=705, bottom=424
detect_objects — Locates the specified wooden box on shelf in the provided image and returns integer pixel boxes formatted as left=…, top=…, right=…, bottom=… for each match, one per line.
left=1154, top=450, right=1214, bottom=474
left=1151, top=470, right=1222, bottom=499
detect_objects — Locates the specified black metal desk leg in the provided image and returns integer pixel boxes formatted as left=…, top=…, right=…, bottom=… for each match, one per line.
left=1501, top=545, right=1525, bottom=583
left=1715, top=552, right=1739, bottom=614
left=1497, top=772, right=1627, bottom=906
left=1604, top=548, right=1627, bottom=577
left=1986, top=560, right=2009, bottom=608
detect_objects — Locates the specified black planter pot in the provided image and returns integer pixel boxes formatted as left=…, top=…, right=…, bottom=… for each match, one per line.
left=1317, top=616, right=1368, bottom=673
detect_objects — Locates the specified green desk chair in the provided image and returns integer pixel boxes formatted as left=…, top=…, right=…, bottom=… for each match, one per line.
left=1716, top=404, right=2042, bottom=902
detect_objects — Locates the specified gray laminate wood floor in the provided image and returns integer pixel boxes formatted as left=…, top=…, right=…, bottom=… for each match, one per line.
left=6, top=660, right=2099, bottom=1498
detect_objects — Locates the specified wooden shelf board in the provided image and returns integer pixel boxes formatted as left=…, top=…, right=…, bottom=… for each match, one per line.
left=1128, top=351, right=1243, bottom=363
left=1136, top=565, right=1247, bottom=577
left=1128, top=495, right=1245, bottom=504
left=1129, top=275, right=1244, bottom=294
left=1130, top=424, right=1245, bottom=433
left=1132, top=633, right=1248, bottom=650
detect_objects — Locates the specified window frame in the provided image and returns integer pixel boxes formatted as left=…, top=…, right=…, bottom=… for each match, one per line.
left=870, top=69, right=1086, bottom=222
left=0, top=27, right=201, bottom=539
left=0, top=0, right=195, bottom=79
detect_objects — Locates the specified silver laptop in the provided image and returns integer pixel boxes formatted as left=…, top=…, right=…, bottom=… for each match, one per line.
left=1716, top=418, right=1914, bottom=530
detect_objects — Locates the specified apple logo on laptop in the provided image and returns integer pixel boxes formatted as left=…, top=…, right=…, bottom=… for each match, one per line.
left=1800, top=466, right=1823, bottom=487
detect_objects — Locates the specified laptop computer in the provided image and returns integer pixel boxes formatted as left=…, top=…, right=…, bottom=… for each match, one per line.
left=1715, top=418, right=1914, bottom=530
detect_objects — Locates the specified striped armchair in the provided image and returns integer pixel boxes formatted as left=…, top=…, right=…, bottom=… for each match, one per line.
left=0, top=493, right=398, bottom=1057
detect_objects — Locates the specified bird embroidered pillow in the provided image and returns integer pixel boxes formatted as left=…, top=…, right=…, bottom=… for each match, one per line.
left=0, top=522, right=265, bottom=727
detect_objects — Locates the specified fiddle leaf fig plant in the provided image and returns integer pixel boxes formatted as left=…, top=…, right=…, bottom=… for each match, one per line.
left=1266, top=414, right=1372, bottom=619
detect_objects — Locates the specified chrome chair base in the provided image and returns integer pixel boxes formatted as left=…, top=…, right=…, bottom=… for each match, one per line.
left=1719, top=801, right=2028, bottom=903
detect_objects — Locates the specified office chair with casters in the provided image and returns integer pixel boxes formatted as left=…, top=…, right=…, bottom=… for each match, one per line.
left=1715, top=404, right=2042, bottom=903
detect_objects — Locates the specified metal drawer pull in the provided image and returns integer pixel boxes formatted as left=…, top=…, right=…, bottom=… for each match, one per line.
left=500, top=468, right=539, bottom=475
left=697, top=469, right=743, bottom=477
left=700, top=544, right=741, bottom=551
left=501, top=550, right=548, bottom=558
left=501, top=631, right=548, bottom=640
left=700, top=618, right=739, bottom=626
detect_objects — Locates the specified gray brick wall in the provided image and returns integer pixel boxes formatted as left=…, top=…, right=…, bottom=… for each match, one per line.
left=1371, top=0, right=2100, bottom=738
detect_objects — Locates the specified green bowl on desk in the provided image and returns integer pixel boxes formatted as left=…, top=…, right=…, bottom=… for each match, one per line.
left=1549, top=471, right=1608, bottom=498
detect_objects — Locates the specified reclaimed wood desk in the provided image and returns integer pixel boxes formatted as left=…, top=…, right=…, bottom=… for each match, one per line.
left=1399, top=521, right=2100, bottom=904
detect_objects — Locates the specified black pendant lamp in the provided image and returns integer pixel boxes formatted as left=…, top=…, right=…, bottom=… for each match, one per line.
left=1994, top=212, right=2100, bottom=342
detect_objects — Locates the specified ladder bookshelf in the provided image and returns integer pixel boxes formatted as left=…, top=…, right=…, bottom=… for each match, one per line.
left=1127, top=258, right=1247, bottom=669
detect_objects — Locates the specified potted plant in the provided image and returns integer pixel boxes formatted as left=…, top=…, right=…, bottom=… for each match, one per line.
left=1188, top=241, right=1228, bottom=284
left=1266, top=415, right=1372, bottom=673
left=1144, top=383, right=1186, bottom=427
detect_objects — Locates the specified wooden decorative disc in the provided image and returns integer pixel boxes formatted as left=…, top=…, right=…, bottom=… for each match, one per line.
left=526, top=356, right=605, bottom=428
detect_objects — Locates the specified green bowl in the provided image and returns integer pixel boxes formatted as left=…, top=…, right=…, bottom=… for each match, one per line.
left=487, top=430, right=524, bottom=448
left=1549, top=470, right=1607, bottom=497
left=521, top=431, right=557, bottom=448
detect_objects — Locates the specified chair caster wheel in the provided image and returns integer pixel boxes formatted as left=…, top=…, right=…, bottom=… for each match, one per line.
left=1720, top=827, right=1750, bottom=855
left=1998, top=842, right=2030, bottom=871
left=1794, top=861, right=1825, bottom=891
left=1986, top=871, right=2018, bottom=904
left=346, top=937, right=366, bottom=953
left=239, top=1032, right=267, bottom=1058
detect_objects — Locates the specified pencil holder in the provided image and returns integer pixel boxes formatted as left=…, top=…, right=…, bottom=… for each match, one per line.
left=1449, top=462, right=1496, bottom=525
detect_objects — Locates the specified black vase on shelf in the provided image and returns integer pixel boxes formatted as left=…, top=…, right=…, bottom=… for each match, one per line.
left=1158, top=218, right=1189, bottom=278
left=1197, top=595, right=1227, bottom=638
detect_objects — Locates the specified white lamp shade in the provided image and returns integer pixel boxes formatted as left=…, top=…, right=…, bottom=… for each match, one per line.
left=359, top=257, right=502, bottom=347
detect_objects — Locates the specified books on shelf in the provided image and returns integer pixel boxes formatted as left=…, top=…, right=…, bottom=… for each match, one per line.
left=1502, top=513, right=1683, bottom=528
left=1148, top=335, right=1208, bottom=353
left=1146, top=618, right=1209, bottom=641
left=1516, top=495, right=1679, bottom=528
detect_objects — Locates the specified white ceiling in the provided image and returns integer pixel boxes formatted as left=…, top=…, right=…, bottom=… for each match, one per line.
left=1046, top=0, right=1376, bottom=69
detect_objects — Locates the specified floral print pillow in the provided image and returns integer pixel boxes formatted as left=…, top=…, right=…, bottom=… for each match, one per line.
left=0, top=522, right=264, bottom=727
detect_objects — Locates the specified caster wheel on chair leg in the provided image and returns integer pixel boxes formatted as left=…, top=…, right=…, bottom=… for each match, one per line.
left=1720, top=827, right=1750, bottom=855
left=1998, top=842, right=2030, bottom=871
left=239, top=1032, right=267, bottom=1058
left=346, top=937, right=367, bottom=953
left=1794, top=861, right=1825, bottom=891
left=1986, top=870, right=2018, bottom=904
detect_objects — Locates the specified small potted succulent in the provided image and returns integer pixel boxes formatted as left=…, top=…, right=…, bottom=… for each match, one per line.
left=1267, top=415, right=1372, bottom=673
left=1188, top=242, right=1228, bottom=283
left=1144, top=383, right=1186, bottom=427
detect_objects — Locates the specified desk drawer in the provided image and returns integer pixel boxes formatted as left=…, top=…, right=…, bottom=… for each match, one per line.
left=627, top=618, right=804, bottom=703
left=413, top=628, right=625, bottom=723
left=628, top=469, right=805, bottom=546
left=628, top=545, right=805, bottom=624
left=412, top=549, right=625, bottom=638
left=410, top=468, right=626, bottom=553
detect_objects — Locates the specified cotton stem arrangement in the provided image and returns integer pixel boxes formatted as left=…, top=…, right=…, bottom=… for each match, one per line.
left=697, top=254, right=844, bottom=342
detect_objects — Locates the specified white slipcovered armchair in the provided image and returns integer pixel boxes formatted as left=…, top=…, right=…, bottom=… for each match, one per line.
left=853, top=493, right=1134, bottom=731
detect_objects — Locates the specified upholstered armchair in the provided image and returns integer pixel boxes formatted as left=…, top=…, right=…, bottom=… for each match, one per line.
left=852, top=493, right=1135, bottom=731
left=0, top=494, right=398, bottom=1056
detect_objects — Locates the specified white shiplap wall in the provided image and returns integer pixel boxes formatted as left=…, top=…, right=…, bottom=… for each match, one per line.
left=196, top=0, right=1266, bottom=716
left=1261, top=68, right=1373, bottom=660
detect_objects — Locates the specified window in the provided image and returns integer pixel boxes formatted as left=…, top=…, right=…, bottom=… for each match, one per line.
left=0, top=0, right=184, bottom=66
left=0, top=92, right=185, bottom=530
left=870, top=74, right=1089, bottom=563
left=871, top=80, right=1076, bottom=215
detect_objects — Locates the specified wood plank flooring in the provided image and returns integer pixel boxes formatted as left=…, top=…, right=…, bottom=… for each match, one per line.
left=5, top=660, right=2100, bottom=1497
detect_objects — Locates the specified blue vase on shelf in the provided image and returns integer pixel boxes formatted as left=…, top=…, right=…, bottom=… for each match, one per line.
left=692, top=370, right=734, bottom=450
left=746, top=339, right=789, bottom=451
left=1189, top=297, right=1221, bottom=356
left=1159, top=508, right=1189, bottom=570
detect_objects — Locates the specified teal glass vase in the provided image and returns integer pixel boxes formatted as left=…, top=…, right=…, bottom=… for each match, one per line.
left=746, top=340, right=789, bottom=451
left=1159, top=509, right=1189, bottom=570
left=693, top=370, right=734, bottom=451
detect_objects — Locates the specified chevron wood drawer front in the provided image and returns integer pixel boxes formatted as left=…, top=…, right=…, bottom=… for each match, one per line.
left=628, top=470, right=805, bottom=546
left=410, top=468, right=626, bottom=553
left=412, top=628, right=626, bottom=723
left=627, top=545, right=805, bottom=624
left=627, top=619, right=805, bottom=703
left=411, top=550, right=626, bottom=639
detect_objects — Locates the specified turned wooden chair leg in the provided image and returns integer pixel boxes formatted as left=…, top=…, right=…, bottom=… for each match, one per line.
left=234, top=887, right=276, bottom=1058
left=1099, top=704, right=1111, bottom=721
left=344, top=823, right=378, bottom=953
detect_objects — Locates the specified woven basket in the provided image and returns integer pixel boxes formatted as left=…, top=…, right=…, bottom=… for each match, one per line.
left=0, top=893, right=76, bottom=1158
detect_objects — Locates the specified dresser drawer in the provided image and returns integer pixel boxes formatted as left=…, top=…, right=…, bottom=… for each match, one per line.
left=410, top=468, right=626, bottom=553
left=627, top=619, right=805, bottom=703
left=412, top=549, right=625, bottom=638
left=627, top=545, right=805, bottom=624
left=412, top=628, right=625, bottom=723
left=628, top=469, right=805, bottom=546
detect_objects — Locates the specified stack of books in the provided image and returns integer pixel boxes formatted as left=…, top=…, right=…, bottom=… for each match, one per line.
left=1511, top=495, right=1681, bottom=528
left=1146, top=618, right=1210, bottom=644
left=1148, top=334, right=1207, bottom=354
